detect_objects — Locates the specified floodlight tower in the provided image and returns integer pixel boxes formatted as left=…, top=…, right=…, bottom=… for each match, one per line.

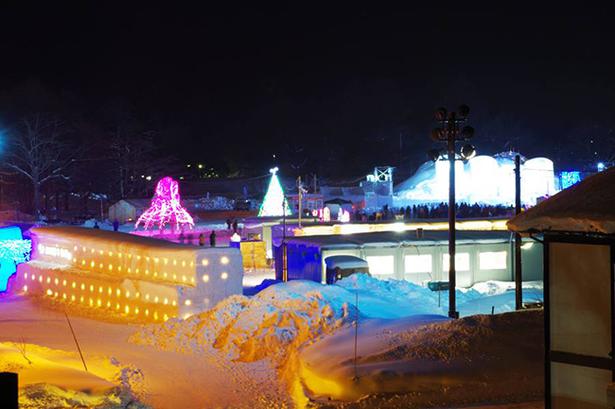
left=431, top=105, right=476, bottom=319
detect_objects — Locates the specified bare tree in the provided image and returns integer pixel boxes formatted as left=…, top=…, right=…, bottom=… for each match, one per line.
left=12, top=336, right=32, bottom=365
left=5, top=114, right=75, bottom=219
left=110, top=128, right=159, bottom=199
left=108, top=123, right=182, bottom=199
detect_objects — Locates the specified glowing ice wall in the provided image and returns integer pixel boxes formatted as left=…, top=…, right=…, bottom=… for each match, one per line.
left=468, top=156, right=499, bottom=204
left=433, top=160, right=466, bottom=201
left=136, top=177, right=194, bottom=231
left=497, top=158, right=516, bottom=203
left=522, top=158, right=556, bottom=203
left=17, top=226, right=243, bottom=322
left=396, top=154, right=557, bottom=206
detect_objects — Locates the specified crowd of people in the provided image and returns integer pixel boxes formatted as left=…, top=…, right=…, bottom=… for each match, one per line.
left=354, top=203, right=516, bottom=222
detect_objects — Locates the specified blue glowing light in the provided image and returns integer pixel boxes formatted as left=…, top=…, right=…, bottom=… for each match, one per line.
left=597, top=162, right=606, bottom=172
left=560, top=171, right=582, bottom=189
left=0, top=226, right=22, bottom=241
left=0, top=226, right=31, bottom=292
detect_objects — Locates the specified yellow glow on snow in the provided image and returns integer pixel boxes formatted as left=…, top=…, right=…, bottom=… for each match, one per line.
left=297, top=360, right=344, bottom=403
left=295, top=218, right=509, bottom=237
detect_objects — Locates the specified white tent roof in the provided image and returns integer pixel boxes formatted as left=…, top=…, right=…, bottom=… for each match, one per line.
left=508, top=167, right=615, bottom=235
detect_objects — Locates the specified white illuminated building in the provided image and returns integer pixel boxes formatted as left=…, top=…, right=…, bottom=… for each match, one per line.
left=395, top=152, right=557, bottom=206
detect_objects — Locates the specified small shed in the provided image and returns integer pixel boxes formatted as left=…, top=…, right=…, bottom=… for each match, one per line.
left=508, top=166, right=615, bottom=408
left=108, top=199, right=149, bottom=224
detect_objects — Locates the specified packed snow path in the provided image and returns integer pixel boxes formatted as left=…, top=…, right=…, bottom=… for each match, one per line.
left=0, top=294, right=289, bottom=408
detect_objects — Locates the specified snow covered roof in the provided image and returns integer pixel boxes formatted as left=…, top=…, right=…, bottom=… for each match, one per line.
left=508, top=166, right=615, bottom=235
left=30, top=226, right=195, bottom=251
left=283, top=229, right=512, bottom=249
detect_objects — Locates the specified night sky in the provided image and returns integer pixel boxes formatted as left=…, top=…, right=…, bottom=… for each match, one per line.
left=1, top=4, right=614, bottom=179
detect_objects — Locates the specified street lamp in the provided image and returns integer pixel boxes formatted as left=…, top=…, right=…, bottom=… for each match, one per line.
left=430, top=105, right=476, bottom=319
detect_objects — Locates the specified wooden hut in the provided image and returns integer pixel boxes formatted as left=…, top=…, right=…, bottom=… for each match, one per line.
left=508, top=166, right=615, bottom=408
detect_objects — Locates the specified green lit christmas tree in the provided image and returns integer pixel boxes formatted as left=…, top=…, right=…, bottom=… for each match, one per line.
left=258, top=167, right=292, bottom=217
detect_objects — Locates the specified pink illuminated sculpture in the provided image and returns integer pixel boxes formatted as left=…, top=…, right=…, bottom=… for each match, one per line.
left=135, top=177, right=195, bottom=231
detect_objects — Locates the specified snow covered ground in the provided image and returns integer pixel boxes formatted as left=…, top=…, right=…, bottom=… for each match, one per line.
left=0, top=292, right=288, bottom=408
left=300, top=310, right=543, bottom=406
left=0, top=275, right=544, bottom=408
left=131, top=276, right=544, bottom=407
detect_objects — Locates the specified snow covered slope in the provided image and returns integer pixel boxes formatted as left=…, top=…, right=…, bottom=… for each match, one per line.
left=299, top=310, right=544, bottom=405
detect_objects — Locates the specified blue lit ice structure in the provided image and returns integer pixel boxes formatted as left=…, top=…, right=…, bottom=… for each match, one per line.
left=560, top=171, right=582, bottom=190
left=0, top=226, right=31, bottom=292
left=395, top=153, right=558, bottom=206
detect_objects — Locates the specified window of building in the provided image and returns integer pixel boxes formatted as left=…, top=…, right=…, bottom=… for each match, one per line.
left=404, top=254, right=432, bottom=274
left=442, top=253, right=470, bottom=271
left=479, top=251, right=507, bottom=270
left=366, top=255, right=395, bottom=275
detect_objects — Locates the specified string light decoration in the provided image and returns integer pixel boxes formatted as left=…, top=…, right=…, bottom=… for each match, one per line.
left=0, top=239, right=31, bottom=291
left=258, top=167, right=292, bottom=217
left=135, top=176, right=195, bottom=230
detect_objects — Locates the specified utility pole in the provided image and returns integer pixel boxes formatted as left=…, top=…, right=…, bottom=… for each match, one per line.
left=297, top=176, right=305, bottom=228
left=447, top=132, right=457, bottom=318
left=282, top=195, right=288, bottom=282
left=431, top=105, right=475, bottom=319
left=514, top=154, right=523, bottom=310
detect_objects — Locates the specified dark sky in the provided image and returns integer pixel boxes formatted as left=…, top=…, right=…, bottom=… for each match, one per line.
left=1, top=4, right=614, bottom=178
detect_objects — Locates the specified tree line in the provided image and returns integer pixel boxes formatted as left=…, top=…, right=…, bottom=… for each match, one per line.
left=0, top=112, right=179, bottom=220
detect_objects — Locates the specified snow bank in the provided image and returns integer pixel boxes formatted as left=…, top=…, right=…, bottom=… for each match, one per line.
left=130, top=275, right=544, bottom=407
left=131, top=275, right=544, bottom=362
left=335, top=274, right=543, bottom=318
left=131, top=280, right=357, bottom=363
left=19, top=383, right=150, bottom=409
left=0, top=341, right=148, bottom=409
left=299, top=309, right=544, bottom=405
left=465, top=280, right=543, bottom=296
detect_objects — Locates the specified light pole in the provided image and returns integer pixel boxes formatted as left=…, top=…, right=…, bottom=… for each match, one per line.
left=430, top=105, right=475, bottom=319
left=297, top=176, right=307, bottom=228
left=282, top=194, right=288, bottom=282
